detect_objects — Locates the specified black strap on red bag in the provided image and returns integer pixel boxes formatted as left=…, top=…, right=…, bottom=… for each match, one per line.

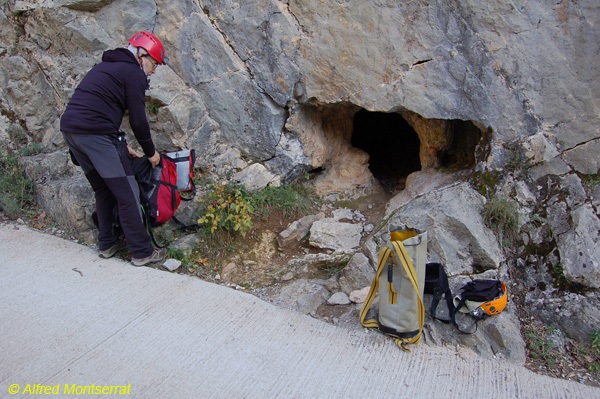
left=133, top=153, right=199, bottom=247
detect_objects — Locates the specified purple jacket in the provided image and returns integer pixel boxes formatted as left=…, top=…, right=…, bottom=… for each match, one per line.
left=60, top=48, right=155, bottom=157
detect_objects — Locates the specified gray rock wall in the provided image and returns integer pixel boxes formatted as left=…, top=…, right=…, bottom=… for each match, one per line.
left=0, top=1, right=598, bottom=325
left=2, top=1, right=597, bottom=172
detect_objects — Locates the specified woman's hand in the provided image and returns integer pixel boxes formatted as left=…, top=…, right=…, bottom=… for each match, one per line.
left=127, top=145, right=142, bottom=158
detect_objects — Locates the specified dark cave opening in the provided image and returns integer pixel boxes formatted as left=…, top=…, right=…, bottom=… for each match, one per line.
left=351, top=109, right=421, bottom=192
left=438, top=120, right=483, bottom=168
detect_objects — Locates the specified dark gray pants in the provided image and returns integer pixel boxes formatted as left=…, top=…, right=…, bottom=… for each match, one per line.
left=62, top=132, right=154, bottom=258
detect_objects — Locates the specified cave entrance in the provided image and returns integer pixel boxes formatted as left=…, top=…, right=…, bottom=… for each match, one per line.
left=351, top=110, right=421, bottom=192
left=437, top=120, right=484, bottom=168
left=295, top=104, right=490, bottom=199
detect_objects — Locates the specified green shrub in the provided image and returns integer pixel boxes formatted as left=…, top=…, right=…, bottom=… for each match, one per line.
left=197, top=182, right=254, bottom=237
left=524, top=325, right=558, bottom=368
left=585, top=329, right=600, bottom=374
left=146, top=101, right=160, bottom=115
left=192, top=180, right=320, bottom=272
left=251, top=183, right=317, bottom=219
left=549, top=262, right=568, bottom=289
left=0, top=148, right=35, bottom=219
left=471, top=170, right=500, bottom=196
left=196, top=180, right=318, bottom=238
left=580, top=174, right=600, bottom=191
left=592, top=329, right=600, bottom=355
left=482, top=195, right=519, bottom=247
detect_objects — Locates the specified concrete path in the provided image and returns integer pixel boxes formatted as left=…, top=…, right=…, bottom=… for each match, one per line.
left=0, top=224, right=598, bottom=398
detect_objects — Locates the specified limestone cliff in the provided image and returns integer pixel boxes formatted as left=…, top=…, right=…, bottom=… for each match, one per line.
left=1, top=0, right=599, bottom=353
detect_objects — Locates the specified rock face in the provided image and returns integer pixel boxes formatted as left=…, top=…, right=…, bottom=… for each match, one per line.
left=3, top=1, right=597, bottom=179
left=1, top=0, right=599, bottom=364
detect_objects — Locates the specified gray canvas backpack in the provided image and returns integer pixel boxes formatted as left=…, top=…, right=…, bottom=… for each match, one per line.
left=359, top=229, right=427, bottom=351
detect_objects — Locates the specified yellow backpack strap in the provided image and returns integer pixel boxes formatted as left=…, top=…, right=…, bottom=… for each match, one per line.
left=359, top=239, right=425, bottom=353
left=389, top=240, right=425, bottom=352
left=359, top=246, right=393, bottom=330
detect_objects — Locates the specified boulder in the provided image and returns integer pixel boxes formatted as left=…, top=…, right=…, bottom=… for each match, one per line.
left=277, top=213, right=324, bottom=248
left=349, top=287, right=371, bottom=304
left=338, top=253, right=374, bottom=295
left=556, top=204, right=600, bottom=288
left=327, top=292, right=351, bottom=306
left=375, top=182, right=504, bottom=276
left=309, top=219, right=363, bottom=251
left=233, top=163, right=281, bottom=191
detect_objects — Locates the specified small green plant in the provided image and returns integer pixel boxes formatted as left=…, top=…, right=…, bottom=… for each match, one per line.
left=166, top=247, right=195, bottom=270
left=251, top=183, right=317, bottom=219
left=321, top=262, right=347, bottom=277
left=482, top=195, right=519, bottom=247
left=191, top=179, right=320, bottom=272
left=19, top=143, right=42, bottom=157
left=167, top=247, right=186, bottom=260
left=471, top=170, right=500, bottom=197
left=580, top=174, right=600, bottom=191
left=549, top=262, right=568, bottom=289
left=0, top=148, right=35, bottom=219
left=147, top=102, right=160, bottom=115
left=197, top=182, right=254, bottom=237
left=524, top=325, right=558, bottom=368
left=585, top=329, right=600, bottom=374
left=196, top=180, right=318, bottom=238
left=547, top=324, right=560, bottom=335
left=592, top=329, right=600, bottom=354
left=523, top=324, right=600, bottom=383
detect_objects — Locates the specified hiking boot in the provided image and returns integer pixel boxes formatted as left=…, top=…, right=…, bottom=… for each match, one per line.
left=99, top=238, right=128, bottom=259
left=131, top=248, right=166, bottom=267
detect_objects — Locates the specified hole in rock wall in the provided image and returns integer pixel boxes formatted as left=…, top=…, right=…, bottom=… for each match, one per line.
left=295, top=104, right=488, bottom=198
left=437, top=120, right=483, bottom=169
left=352, top=110, right=421, bottom=192
left=350, top=109, right=486, bottom=193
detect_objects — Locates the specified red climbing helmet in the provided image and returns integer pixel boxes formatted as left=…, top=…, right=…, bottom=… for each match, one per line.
left=128, top=30, right=167, bottom=65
